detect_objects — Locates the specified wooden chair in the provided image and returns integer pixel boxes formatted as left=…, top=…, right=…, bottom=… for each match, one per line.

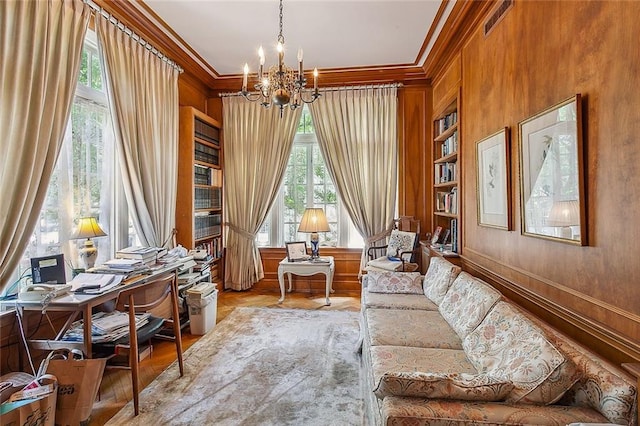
left=94, top=274, right=184, bottom=416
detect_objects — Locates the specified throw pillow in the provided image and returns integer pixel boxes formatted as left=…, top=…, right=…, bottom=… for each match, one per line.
left=385, top=230, right=417, bottom=261
left=463, top=301, right=582, bottom=405
left=422, top=257, right=462, bottom=305
left=438, top=272, right=502, bottom=339
left=367, top=271, right=423, bottom=294
left=373, top=371, right=514, bottom=401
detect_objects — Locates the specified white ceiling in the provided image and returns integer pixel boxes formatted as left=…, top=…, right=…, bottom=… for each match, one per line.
left=140, top=0, right=452, bottom=78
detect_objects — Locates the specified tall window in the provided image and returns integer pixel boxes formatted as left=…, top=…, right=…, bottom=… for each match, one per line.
left=12, top=32, right=136, bottom=281
left=257, top=108, right=363, bottom=248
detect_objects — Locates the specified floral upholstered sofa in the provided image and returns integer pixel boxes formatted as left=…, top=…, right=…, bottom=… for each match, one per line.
left=360, top=257, right=638, bottom=425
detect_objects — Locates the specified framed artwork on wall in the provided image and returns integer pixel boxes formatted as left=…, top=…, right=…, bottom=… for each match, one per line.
left=476, top=127, right=511, bottom=230
left=518, top=94, right=586, bottom=245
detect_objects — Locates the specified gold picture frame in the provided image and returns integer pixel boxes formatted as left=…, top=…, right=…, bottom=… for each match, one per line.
left=518, top=94, right=586, bottom=245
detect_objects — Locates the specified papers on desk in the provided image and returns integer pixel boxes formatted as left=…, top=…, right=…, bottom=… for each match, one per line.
left=69, top=273, right=123, bottom=294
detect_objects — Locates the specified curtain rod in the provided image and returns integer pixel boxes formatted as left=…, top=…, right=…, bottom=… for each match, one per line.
left=218, top=82, right=403, bottom=98
left=83, top=0, right=184, bottom=74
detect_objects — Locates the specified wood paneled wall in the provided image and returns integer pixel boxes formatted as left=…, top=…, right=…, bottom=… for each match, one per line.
left=398, top=85, right=432, bottom=232
left=446, top=0, right=640, bottom=364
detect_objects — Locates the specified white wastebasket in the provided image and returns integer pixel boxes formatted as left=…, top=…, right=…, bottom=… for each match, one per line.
left=186, top=288, right=218, bottom=335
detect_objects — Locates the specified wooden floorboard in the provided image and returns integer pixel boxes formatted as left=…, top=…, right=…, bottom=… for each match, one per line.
left=89, top=287, right=361, bottom=425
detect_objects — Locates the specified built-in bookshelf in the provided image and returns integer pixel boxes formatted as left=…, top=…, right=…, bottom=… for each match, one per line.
left=431, top=92, right=461, bottom=257
left=176, top=106, right=224, bottom=283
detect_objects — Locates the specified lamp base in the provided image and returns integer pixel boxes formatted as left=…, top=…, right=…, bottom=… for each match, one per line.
left=310, top=232, right=320, bottom=259
left=79, top=238, right=98, bottom=269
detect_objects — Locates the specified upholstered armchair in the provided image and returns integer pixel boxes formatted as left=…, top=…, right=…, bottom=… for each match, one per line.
left=365, top=227, right=420, bottom=273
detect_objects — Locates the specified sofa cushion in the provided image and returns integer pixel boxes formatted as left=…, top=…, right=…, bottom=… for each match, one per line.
left=365, top=309, right=462, bottom=349
left=367, top=271, right=423, bottom=294
left=369, top=346, right=477, bottom=400
left=463, top=301, right=581, bottom=405
left=373, top=371, right=514, bottom=401
left=422, top=257, right=462, bottom=305
left=386, top=230, right=418, bottom=261
left=438, top=272, right=502, bottom=339
left=362, top=290, right=438, bottom=311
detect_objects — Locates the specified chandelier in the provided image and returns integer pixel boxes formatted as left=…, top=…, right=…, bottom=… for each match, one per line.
left=240, top=0, right=320, bottom=116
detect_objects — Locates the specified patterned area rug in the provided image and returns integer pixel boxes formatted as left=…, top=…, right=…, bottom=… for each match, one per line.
left=106, top=307, right=364, bottom=425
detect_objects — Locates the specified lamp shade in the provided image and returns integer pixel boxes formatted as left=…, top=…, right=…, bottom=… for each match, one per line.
left=298, top=208, right=329, bottom=233
left=71, top=217, right=107, bottom=240
left=546, top=200, right=580, bottom=226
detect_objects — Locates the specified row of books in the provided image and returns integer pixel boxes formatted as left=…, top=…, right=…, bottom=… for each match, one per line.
left=194, top=116, right=220, bottom=145
left=194, top=187, right=221, bottom=209
left=195, top=142, right=219, bottom=166
left=194, top=213, right=222, bottom=240
left=435, top=111, right=458, bottom=136
left=436, top=187, right=458, bottom=214
left=197, top=236, right=223, bottom=260
left=440, top=130, right=458, bottom=157
left=435, top=162, right=457, bottom=184
left=194, top=165, right=222, bottom=186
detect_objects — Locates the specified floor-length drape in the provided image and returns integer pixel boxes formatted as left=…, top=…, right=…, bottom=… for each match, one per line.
left=95, top=17, right=179, bottom=249
left=0, top=0, right=90, bottom=291
left=309, top=86, right=398, bottom=272
left=222, top=97, right=302, bottom=290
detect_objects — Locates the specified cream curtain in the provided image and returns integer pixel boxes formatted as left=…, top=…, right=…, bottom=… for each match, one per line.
left=0, top=0, right=90, bottom=290
left=222, top=97, right=302, bottom=290
left=95, top=17, right=179, bottom=249
left=309, top=86, right=398, bottom=271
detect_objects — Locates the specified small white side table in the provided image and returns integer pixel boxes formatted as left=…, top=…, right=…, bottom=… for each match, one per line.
left=277, top=256, right=335, bottom=306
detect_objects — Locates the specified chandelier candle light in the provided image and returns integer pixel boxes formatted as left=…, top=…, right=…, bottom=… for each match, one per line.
left=240, top=0, right=320, bottom=116
left=71, top=217, right=107, bottom=269
left=298, top=208, right=330, bottom=261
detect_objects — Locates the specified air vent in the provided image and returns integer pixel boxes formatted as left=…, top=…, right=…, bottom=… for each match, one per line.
left=484, top=0, right=514, bottom=36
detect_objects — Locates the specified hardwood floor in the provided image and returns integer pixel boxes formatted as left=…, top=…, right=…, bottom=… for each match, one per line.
left=89, top=287, right=361, bottom=425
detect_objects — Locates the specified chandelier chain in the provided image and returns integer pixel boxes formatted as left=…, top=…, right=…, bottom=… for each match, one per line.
left=278, top=0, right=285, bottom=44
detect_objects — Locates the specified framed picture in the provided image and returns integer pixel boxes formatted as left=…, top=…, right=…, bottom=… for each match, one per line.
left=476, top=127, right=511, bottom=230
left=285, top=241, right=309, bottom=262
left=518, top=94, right=586, bottom=245
left=431, top=226, right=443, bottom=245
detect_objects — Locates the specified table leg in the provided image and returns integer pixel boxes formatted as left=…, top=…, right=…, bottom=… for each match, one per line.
left=84, top=304, right=92, bottom=358
left=286, top=272, right=293, bottom=292
left=278, top=266, right=285, bottom=303
left=324, top=270, right=331, bottom=306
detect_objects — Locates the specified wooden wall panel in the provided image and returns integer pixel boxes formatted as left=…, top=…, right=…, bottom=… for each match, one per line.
left=432, top=54, right=461, bottom=113
left=457, top=0, right=640, bottom=363
left=178, top=73, right=208, bottom=112
left=255, top=248, right=362, bottom=296
left=398, top=85, right=432, bottom=232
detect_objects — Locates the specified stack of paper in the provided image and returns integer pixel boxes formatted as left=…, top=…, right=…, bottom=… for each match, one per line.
left=61, top=311, right=151, bottom=343
left=69, top=273, right=123, bottom=294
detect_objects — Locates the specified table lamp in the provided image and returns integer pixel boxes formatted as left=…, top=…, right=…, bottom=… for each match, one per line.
left=546, top=200, right=580, bottom=240
left=71, top=217, right=107, bottom=269
left=298, top=208, right=330, bottom=260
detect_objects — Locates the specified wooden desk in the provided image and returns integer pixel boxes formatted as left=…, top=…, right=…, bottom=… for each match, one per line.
left=278, top=257, right=335, bottom=306
left=8, top=264, right=182, bottom=360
